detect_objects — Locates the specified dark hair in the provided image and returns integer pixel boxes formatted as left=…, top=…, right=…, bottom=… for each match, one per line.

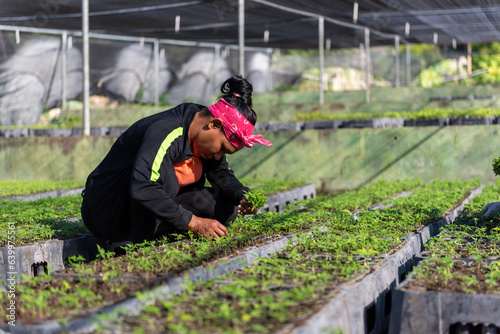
left=219, top=75, right=257, bottom=125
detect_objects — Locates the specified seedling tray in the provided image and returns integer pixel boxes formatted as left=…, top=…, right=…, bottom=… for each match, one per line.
left=0, top=233, right=300, bottom=333
left=0, top=236, right=88, bottom=288
left=340, top=119, right=376, bottom=128
left=302, top=120, right=343, bottom=130
left=449, top=116, right=495, bottom=126
left=290, top=186, right=483, bottom=334
left=0, top=181, right=473, bottom=333
left=404, top=118, right=449, bottom=127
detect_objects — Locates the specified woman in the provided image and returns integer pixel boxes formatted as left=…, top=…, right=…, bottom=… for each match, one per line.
left=81, top=75, right=271, bottom=245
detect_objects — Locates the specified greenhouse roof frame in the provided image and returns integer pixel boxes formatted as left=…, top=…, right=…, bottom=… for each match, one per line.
left=1, top=0, right=499, bottom=50
left=2, top=0, right=499, bottom=135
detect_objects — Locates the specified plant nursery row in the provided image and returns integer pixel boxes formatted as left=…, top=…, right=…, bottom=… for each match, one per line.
left=390, top=179, right=500, bottom=334
left=0, top=179, right=315, bottom=285
left=0, top=178, right=310, bottom=247
left=3, top=177, right=498, bottom=333
left=2, top=107, right=500, bottom=139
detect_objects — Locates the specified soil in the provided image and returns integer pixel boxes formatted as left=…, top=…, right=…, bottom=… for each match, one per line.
left=1, top=277, right=157, bottom=325
left=405, top=261, right=500, bottom=295
left=60, top=233, right=298, bottom=279
left=424, top=241, right=500, bottom=259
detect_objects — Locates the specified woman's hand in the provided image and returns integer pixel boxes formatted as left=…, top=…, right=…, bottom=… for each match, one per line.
left=187, top=214, right=228, bottom=239
left=481, top=201, right=500, bottom=218
left=238, top=198, right=259, bottom=215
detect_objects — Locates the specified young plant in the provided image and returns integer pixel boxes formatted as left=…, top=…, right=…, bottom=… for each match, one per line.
left=493, top=156, right=500, bottom=176
left=243, top=189, right=267, bottom=210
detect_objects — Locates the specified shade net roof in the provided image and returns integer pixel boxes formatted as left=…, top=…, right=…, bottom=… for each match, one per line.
left=1, top=0, right=499, bottom=48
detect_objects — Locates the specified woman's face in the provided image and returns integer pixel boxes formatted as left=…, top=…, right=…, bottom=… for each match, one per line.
left=192, top=119, right=239, bottom=160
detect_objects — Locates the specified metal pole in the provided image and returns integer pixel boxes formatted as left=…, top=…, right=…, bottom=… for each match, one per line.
left=153, top=40, right=159, bottom=107
left=318, top=16, right=324, bottom=105
left=61, top=31, right=67, bottom=110
left=82, top=0, right=90, bottom=136
left=238, top=0, right=245, bottom=77
left=364, top=28, right=371, bottom=104
left=394, top=35, right=400, bottom=87
left=214, top=44, right=221, bottom=93
left=467, top=42, right=472, bottom=79
left=406, top=43, right=411, bottom=86
left=360, top=42, right=365, bottom=79
left=266, top=48, right=273, bottom=91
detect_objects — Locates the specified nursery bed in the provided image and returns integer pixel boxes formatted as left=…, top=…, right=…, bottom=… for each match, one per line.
left=389, top=179, right=500, bottom=333
left=0, top=180, right=423, bottom=333
left=56, top=181, right=480, bottom=333
left=389, top=259, right=500, bottom=334
left=291, top=185, right=483, bottom=334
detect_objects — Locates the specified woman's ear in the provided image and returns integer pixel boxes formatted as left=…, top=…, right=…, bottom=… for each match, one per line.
left=211, top=118, right=224, bottom=129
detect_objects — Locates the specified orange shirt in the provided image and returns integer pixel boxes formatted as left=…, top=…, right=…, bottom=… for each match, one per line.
left=173, top=156, right=203, bottom=190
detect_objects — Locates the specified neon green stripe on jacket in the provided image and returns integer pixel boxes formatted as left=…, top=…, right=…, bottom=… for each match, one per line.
left=150, top=127, right=183, bottom=182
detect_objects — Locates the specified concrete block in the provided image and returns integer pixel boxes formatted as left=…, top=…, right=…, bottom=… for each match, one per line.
left=0, top=236, right=89, bottom=288
left=71, top=127, right=109, bottom=136
left=389, top=282, right=500, bottom=334
left=0, top=128, right=29, bottom=138
left=258, top=183, right=316, bottom=213
left=372, top=118, right=405, bottom=129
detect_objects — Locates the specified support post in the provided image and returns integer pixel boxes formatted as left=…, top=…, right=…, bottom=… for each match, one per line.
left=238, top=0, right=245, bottom=77
left=364, top=28, right=371, bottom=104
left=318, top=16, right=324, bottom=105
left=153, top=40, right=159, bottom=107
left=61, top=31, right=67, bottom=110
left=467, top=42, right=472, bottom=80
left=406, top=43, right=411, bottom=87
left=360, top=42, right=365, bottom=78
left=214, top=44, right=221, bottom=92
left=82, top=0, right=90, bottom=136
left=394, top=35, right=400, bottom=87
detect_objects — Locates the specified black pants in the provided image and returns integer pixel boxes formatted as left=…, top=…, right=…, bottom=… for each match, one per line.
left=130, top=185, right=238, bottom=243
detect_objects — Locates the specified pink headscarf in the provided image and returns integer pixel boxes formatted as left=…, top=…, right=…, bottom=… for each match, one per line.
left=208, top=98, right=272, bottom=149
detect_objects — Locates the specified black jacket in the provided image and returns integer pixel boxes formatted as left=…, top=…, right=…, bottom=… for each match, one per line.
left=82, top=103, right=247, bottom=242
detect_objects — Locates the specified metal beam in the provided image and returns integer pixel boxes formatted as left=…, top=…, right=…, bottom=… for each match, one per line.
left=61, top=31, right=67, bottom=110
left=318, top=16, right=324, bottom=105
left=153, top=39, right=159, bottom=107
left=239, top=0, right=245, bottom=77
left=0, top=1, right=204, bottom=22
left=82, top=0, right=90, bottom=136
left=394, top=35, right=400, bottom=87
left=406, top=43, right=411, bottom=86
left=365, top=28, right=371, bottom=104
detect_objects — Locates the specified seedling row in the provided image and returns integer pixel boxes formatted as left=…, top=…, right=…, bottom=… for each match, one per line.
left=0, top=178, right=482, bottom=333
left=0, top=178, right=310, bottom=247
left=390, top=179, right=500, bottom=333
left=92, top=179, right=480, bottom=334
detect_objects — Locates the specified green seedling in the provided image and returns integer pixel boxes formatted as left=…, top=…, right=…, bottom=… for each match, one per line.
left=243, top=189, right=267, bottom=210
left=493, top=156, right=500, bottom=176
